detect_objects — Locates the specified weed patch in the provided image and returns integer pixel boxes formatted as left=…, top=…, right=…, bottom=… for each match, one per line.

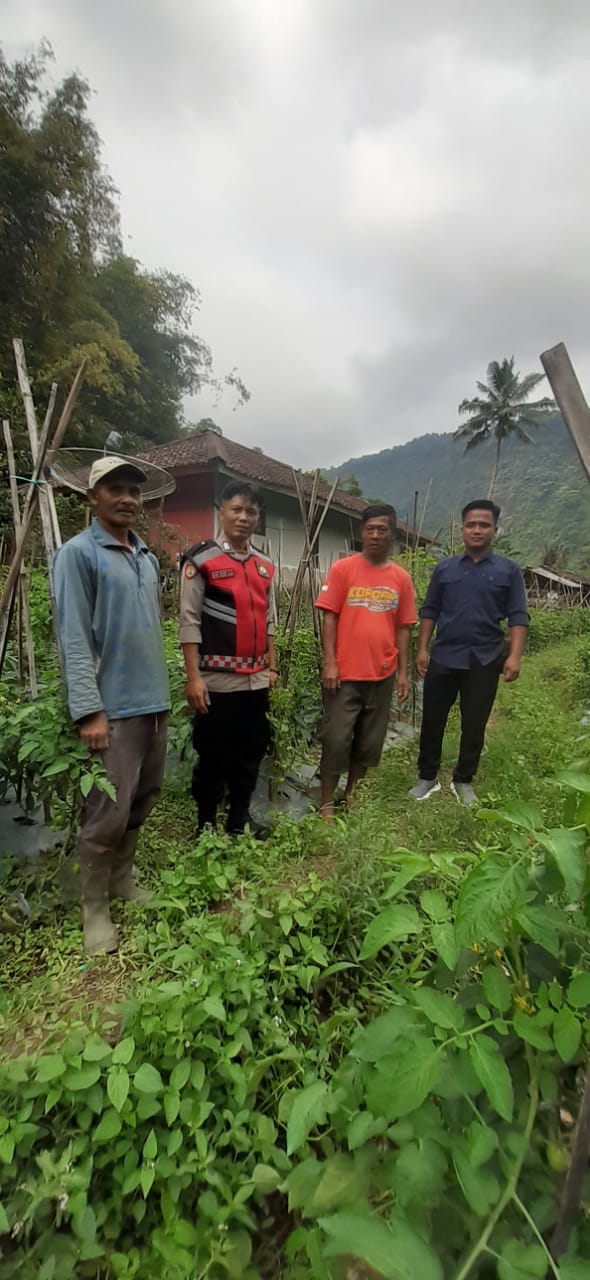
left=0, top=643, right=589, bottom=1278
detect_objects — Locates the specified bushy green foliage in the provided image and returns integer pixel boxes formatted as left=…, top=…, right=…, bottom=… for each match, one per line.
left=1, top=592, right=590, bottom=1278
left=284, top=785, right=590, bottom=1279
left=527, top=607, right=590, bottom=655
left=0, top=669, right=115, bottom=838
left=269, top=623, right=322, bottom=776
left=0, top=780, right=589, bottom=1277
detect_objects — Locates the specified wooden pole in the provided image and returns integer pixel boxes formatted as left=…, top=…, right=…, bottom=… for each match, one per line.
left=551, top=1065, right=590, bottom=1260
left=540, top=342, right=590, bottom=484
left=292, top=468, right=322, bottom=658
left=416, top=478, right=432, bottom=547
left=2, top=420, right=37, bottom=696
left=13, top=341, right=61, bottom=556
left=282, top=474, right=341, bottom=684
left=412, top=490, right=419, bottom=552
left=0, top=361, right=86, bottom=671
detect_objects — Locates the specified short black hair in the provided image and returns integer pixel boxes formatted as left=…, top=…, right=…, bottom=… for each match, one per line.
left=220, top=480, right=262, bottom=508
left=461, top=499, right=500, bottom=525
left=361, top=503, right=396, bottom=531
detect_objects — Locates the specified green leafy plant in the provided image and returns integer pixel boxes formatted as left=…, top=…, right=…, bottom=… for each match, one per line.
left=281, top=785, right=590, bottom=1279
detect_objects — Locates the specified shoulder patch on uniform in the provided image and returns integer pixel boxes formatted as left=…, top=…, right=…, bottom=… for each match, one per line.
left=185, top=563, right=197, bottom=579
left=256, top=561, right=270, bottom=578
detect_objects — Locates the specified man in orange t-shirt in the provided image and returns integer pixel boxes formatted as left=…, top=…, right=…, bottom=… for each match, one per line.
left=315, top=504, right=417, bottom=819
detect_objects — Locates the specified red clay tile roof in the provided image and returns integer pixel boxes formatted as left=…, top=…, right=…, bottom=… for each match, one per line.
left=140, top=429, right=366, bottom=513
left=140, top=429, right=431, bottom=541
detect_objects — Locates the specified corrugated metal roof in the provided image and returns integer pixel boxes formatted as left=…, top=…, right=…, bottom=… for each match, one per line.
left=526, top=566, right=590, bottom=589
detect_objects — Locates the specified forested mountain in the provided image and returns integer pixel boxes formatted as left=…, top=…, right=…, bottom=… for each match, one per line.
left=326, top=416, right=590, bottom=572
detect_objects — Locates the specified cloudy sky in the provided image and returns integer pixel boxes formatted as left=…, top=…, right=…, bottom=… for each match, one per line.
left=4, top=1, right=590, bottom=467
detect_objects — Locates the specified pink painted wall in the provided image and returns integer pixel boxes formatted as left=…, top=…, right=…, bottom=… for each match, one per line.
left=148, top=471, right=215, bottom=559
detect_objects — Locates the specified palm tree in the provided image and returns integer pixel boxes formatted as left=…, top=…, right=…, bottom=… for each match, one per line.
left=454, top=357, right=555, bottom=499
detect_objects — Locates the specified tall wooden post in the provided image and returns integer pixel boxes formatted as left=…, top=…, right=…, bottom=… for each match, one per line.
left=13, top=340, right=61, bottom=561
left=540, top=342, right=590, bottom=483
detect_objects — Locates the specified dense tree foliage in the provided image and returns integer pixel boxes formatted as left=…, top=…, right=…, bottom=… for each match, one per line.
left=454, top=357, right=555, bottom=498
left=0, top=43, right=247, bottom=457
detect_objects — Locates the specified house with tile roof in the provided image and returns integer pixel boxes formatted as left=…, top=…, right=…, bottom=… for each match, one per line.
left=140, top=428, right=432, bottom=572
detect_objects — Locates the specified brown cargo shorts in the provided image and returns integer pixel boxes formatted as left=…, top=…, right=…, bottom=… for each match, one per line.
left=320, top=676, right=395, bottom=778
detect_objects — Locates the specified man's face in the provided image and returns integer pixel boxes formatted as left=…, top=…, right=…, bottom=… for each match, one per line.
left=462, top=508, right=496, bottom=554
left=361, top=516, right=394, bottom=561
left=220, top=494, right=260, bottom=542
left=88, top=471, right=142, bottom=528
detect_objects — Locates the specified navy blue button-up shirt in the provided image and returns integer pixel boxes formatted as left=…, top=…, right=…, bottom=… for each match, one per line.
left=420, top=551, right=529, bottom=670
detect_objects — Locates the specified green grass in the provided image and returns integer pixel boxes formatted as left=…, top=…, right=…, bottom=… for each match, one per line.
left=0, top=639, right=585, bottom=1059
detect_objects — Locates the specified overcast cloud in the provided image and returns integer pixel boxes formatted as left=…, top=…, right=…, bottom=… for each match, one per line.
left=4, top=0, right=590, bottom=466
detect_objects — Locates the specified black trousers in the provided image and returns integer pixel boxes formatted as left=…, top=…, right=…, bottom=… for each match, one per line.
left=418, top=653, right=504, bottom=783
left=192, top=689, right=270, bottom=833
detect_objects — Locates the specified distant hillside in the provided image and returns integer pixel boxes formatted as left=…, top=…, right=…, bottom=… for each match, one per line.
left=325, top=416, right=590, bottom=572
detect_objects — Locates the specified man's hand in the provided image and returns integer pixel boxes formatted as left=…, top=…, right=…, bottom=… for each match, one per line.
left=269, top=670, right=279, bottom=689
left=321, top=659, right=341, bottom=691
left=79, top=711, right=109, bottom=751
left=502, top=655, right=521, bottom=683
left=186, top=677, right=210, bottom=714
left=416, top=648, right=430, bottom=679
left=397, top=673, right=409, bottom=704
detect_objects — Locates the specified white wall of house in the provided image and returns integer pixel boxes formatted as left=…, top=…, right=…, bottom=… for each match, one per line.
left=263, top=493, right=360, bottom=572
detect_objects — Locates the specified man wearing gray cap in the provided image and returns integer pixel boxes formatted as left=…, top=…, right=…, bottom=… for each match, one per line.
left=53, top=457, right=170, bottom=955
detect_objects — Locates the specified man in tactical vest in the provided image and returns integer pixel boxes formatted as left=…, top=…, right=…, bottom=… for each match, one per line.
left=179, top=481, right=277, bottom=835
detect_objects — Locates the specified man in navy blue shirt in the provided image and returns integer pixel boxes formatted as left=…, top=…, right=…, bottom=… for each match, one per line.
left=410, top=500, right=528, bottom=805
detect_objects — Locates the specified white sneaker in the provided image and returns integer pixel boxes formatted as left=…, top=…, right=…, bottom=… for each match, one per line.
left=409, top=778, right=441, bottom=801
left=450, top=781, right=478, bottom=806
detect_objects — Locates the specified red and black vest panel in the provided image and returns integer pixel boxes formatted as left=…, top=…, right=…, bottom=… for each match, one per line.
left=184, top=541, right=275, bottom=675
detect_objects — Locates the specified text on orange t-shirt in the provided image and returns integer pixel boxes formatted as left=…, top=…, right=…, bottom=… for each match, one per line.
left=315, top=554, right=417, bottom=682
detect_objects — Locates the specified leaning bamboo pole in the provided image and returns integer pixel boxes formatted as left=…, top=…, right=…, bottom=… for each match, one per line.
left=282, top=473, right=341, bottom=685
left=0, top=360, right=86, bottom=674
left=2, top=420, right=37, bottom=696
left=13, top=340, right=61, bottom=558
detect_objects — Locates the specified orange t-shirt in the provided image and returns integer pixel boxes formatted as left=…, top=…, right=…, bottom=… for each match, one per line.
left=315, top=554, right=417, bottom=682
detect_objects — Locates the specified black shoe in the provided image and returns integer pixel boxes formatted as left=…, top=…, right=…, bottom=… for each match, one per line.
left=226, top=813, right=269, bottom=841
left=196, top=809, right=218, bottom=834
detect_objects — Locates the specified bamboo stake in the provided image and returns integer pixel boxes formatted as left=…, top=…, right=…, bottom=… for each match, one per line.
left=551, top=1063, right=590, bottom=1260
left=284, top=473, right=318, bottom=630
left=2, top=420, right=37, bottom=696
left=412, top=491, right=419, bottom=552
left=292, top=468, right=322, bottom=658
left=283, top=474, right=341, bottom=683
left=13, top=341, right=61, bottom=556
left=416, top=478, right=432, bottom=546
left=0, top=361, right=86, bottom=671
